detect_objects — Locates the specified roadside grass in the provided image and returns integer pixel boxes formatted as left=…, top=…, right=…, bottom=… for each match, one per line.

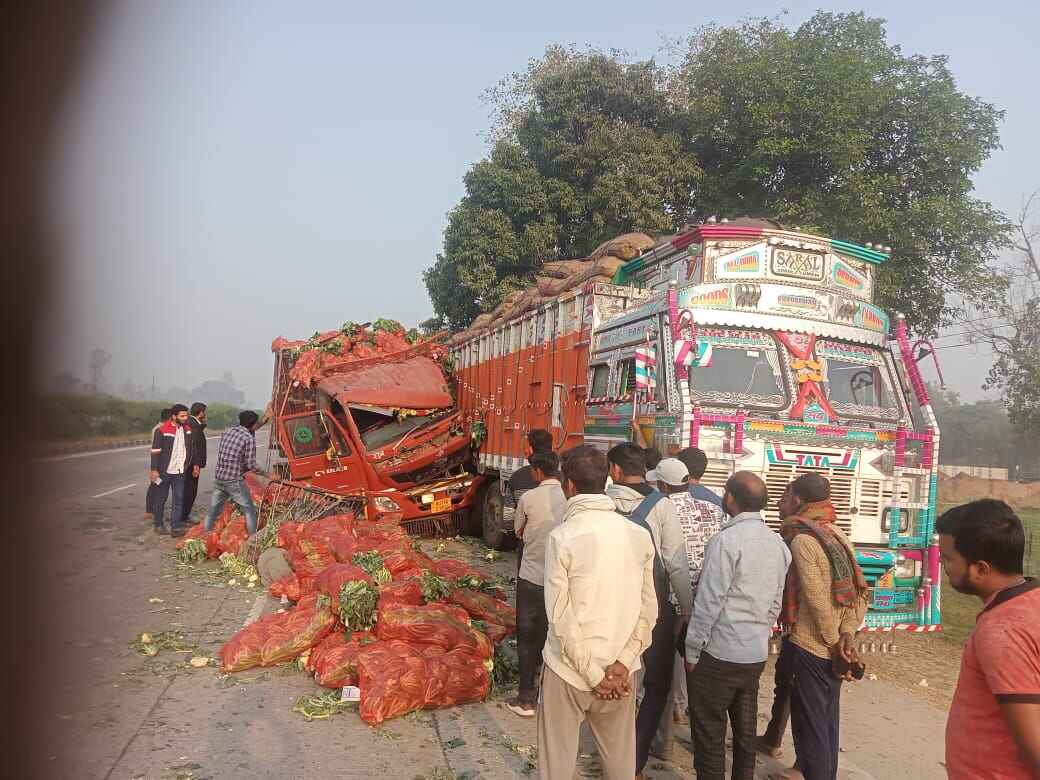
left=940, top=507, right=1039, bottom=645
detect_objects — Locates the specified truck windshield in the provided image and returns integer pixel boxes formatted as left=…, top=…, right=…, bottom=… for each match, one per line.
left=817, top=341, right=900, bottom=415
left=689, top=329, right=787, bottom=409
left=350, top=405, right=434, bottom=450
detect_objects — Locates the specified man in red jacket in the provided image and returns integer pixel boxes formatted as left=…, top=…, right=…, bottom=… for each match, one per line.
left=150, top=403, right=192, bottom=537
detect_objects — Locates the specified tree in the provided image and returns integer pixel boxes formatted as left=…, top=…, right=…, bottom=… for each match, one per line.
left=190, top=375, right=245, bottom=407
left=426, top=13, right=1009, bottom=332
left=976, top=191, right=1040, bottom=435
left=53, top=371, right=82, bottom=394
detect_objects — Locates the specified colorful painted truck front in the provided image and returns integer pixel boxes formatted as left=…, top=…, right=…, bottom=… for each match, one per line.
left=452, top=219, right=943, bottom=632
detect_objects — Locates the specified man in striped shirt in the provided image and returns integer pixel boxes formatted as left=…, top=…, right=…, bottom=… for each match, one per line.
left=203, top=410, right=268, bottom=534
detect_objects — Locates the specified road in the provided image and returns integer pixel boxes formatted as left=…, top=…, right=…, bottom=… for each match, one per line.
left=39, top=439, right=950, bottom=780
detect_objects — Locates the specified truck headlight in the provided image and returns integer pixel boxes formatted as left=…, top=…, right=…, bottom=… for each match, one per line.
left=371, top=496, right=400, bottom=512
left=420, top=493, right=435, bottom=505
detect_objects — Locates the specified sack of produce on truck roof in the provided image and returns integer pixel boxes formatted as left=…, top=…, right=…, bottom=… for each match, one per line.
left=313, top=630, right=377, bottom=688
left=259, top=595, right=337, bottom=667
left=375, top=604, right=493, bottom=659
left=587, top=232, right=654, bottom=262
left=449, top=588, right=517, bottom=634
left=377, top=577, right=424, bottom=608
left=357, top=640, right=490, bottom=725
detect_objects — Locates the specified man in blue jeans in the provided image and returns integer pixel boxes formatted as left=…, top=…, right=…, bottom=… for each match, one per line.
left=150, top=404, right=194, bottom=537
left=204, top=410, right=268, bottom=534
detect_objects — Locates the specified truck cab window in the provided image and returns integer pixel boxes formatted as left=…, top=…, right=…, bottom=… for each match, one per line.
left=285, top=414, right=328, bottom=458
left=618, top=359, right=636, bottom=396
left=689, top=331, right=787, bottom=409
left=590, top=364, right=609, bottom=397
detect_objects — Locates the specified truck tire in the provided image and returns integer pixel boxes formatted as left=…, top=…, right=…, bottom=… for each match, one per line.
left=474, top=480, right=517, bottom=551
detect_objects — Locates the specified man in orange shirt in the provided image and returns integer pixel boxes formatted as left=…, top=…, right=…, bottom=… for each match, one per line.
left=939, top=499, right=1040, bottom=779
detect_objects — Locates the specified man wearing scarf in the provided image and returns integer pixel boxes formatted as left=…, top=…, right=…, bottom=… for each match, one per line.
left=774, top=474, right=868, bottom=780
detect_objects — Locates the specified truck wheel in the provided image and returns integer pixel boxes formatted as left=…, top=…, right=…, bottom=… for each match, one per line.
left=476, top=481, right=517, bottom=551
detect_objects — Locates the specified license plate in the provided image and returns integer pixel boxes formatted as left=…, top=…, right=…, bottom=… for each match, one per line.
left=431, top=498, right=453, bottom=514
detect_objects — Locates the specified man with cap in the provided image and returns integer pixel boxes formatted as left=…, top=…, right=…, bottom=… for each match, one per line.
left=650, top=458, right=727, bottom=748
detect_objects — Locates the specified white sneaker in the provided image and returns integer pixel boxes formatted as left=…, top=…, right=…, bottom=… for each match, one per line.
left=506, top=698, right=536, bottom=718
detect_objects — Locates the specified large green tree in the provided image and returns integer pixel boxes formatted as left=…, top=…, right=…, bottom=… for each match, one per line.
left=425, top=12, right=1008, bottom=333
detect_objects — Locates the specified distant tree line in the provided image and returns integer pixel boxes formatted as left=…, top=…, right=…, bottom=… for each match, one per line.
left=38, top=395, right=246, bottom=441
left=932, top=386, right=1039, bottom=480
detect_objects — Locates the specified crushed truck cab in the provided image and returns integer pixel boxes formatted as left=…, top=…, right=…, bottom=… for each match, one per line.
left=269, top=330, right=482, bottom=534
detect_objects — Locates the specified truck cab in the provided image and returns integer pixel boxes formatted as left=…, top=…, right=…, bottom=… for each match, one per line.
left=270, top=346, right=482, bottom=534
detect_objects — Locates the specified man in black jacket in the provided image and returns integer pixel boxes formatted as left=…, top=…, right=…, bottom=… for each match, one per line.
left=181, top=402, right=207, bottom=527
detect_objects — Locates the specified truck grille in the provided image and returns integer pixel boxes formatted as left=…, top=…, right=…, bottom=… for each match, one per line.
left=763, top=461, right=854, bottom=536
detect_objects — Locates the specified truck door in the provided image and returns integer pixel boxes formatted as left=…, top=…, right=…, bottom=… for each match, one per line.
left=278, top=410, right=367, bottom=492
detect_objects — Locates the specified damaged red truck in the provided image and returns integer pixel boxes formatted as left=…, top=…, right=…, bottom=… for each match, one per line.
left=267, top=325, right=484, bottom=536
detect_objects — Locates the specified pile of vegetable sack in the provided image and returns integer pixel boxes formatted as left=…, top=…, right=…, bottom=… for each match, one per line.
left=218, top=513, right=516, bottom=725
left=270, top=319, right=440, bottom=388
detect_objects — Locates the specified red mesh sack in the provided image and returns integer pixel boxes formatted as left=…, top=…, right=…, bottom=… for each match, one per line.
left=355, top=521, right=410, bottom=544
left=218, top=517, right=250, bottom=555
left=475, top=621, right=511, bottom=644
left=175, top=523, right=205, bottom=548
left=314, top=631, right=377, bottom=688
left=357, top=641, right=489, bottom=725
left=377, top=578, right=424, bottom=608
left=375, top=604, right=492, bottom=659
left=424, top=647, right=490, bottom=710
left=275, top=522, right=301, bottom=550
left=357, top=640, right=435, bottom=725
left=449, top=588, right=517, bottom=633
left=382, top=551, right=424, bottom=580
left=329, top=533, right=359, bottom=563
left=259, top=599, right=336, bottom=666
left=203, top=530, right=222, bottom=559
left=303, top=515, right=354, bottom=544
left=314, top=563, right=373, bottom=603
left=269, top=573, right=316, bottom=601
left=306, top=630, right=348, bottom=673
left=431, top=558, right=486, bottom=581
left=220, top=612, right=286, bottom=672
left=354, top=536, right=410, bottom=555
left=291, top=536, right=336, bottom=578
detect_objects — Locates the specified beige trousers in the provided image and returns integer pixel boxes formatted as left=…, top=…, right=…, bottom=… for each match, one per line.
left=537, top=666, right=636, bottom=780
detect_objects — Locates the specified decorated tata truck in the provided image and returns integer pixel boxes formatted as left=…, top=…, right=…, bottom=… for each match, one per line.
left=268, top=325, right=482, bottom=535
left=451, top=219, right=943, bottom=632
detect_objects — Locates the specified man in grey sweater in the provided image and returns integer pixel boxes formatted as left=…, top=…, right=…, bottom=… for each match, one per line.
left=606, top=443, right=692, bottom=778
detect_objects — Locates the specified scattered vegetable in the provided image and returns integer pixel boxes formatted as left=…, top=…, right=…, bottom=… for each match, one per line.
left=292, top=690, right=358, bottom=721
left=338, top=580, right=378, bottom=630
left=352, top=552, right=392, bottom=584
left=419, top=570, right=452, bottom=603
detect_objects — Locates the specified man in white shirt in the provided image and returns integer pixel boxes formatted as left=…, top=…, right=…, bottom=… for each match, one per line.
left=508, top=451, right=567, bottom=718
left=538, top=445, right=658, bottom=780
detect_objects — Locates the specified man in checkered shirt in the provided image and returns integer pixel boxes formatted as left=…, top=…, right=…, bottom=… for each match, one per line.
left=203, top=410, right=270, bottom=534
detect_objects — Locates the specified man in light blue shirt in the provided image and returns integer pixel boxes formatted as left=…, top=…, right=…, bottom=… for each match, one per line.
left=683, top=471, right=791, bottom=780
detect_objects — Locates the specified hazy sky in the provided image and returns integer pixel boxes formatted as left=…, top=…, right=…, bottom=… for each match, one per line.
left=50, top=0, right=1039, bottom=406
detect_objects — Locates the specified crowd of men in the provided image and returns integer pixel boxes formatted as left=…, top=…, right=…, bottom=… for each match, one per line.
left=505, top=429, right=1039, bottom=780
left=145, top=404, right=270, bottom=538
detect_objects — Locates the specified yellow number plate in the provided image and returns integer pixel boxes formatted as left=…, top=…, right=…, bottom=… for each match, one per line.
left=431, top=498, right=453, bottom=514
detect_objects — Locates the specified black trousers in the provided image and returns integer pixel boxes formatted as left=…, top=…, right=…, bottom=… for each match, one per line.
left=635, top=605, right=676, bottom=772
left=688, top=651, right=765, bottom=780
left=781, top=639, right=841, bottom=780
left=515, top=578, right=547, bottom=702
left=761, top=648, right=793, bottom=748
left=181, top=473, right=200, bottom=525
